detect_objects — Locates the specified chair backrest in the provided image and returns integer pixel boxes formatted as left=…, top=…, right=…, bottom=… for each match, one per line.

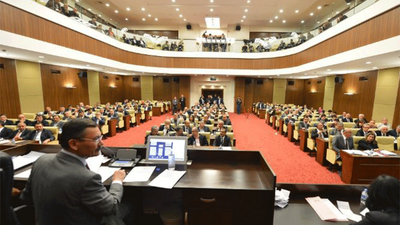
left=205, top=124, right=213, bottom=131
left=225, top=125, right=232, bottom=132
left=45, top=127, right=59, bottom=140
left=158, top=131, right=164, bottom=136
left=5, top=125, right=17, bottom=131
left=308, top=127, right=317, bottom=136
left=26, top=126, right=35, bottom=131
left=23, top=113, right=36, bottom=120
left=326, top=122, right=334, bottom=128
left=328, top=135, right=334, bottom=149
left=376, top=136, right=395, bottom=151
left=350, top=128, right=359, bottom=136
left=145, top=130, right=151, bottom=136
left=294, top=121, right=300, bottom=131
left=226, top=132, right=234, bottom=145
left=0, top=152, right=18, bottom=225
left=342, top=122, right=354, bottom=128
left=199, top=132, right=211, bottom=143
left=353, top=136, right=364, bottom=150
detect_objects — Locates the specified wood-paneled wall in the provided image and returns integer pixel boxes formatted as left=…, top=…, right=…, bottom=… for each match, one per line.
left=236, top=78, right=274, bottom=112
left=152, top=76, right=191, bottom=105
left=392, top=77, right=400, bottom=127
left=40, top=64, right=89, bottom=109
left=1, top=2, right=399, bottom=70
left=234, top=78, right=245, bottom=113
left=99, top=73, right=124, bottom=103
left=0, top=58, right=21, bottom=117
left=332, top=71, right=378, bottom=120
left=303, top=78, right=326, bottom=109
left=123, top=76, right=141, bottom=100
left=285, top=80, right=304, bottom=105
left=253, top=79, right=274, bottom=103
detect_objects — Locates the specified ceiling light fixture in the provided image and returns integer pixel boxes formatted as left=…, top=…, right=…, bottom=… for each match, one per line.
left=366, top=61, right=372, bottom=64
left=114, top=10, right=118, bottom=13
left=98, top=14, right=102, bottom=17
left=141, top=7, right=145, bottom=11
left=148, top=14, right=151, bottom=17
left=317, top=21, right=320, bottom=23
left=372, top=67, right=378, bottom=70
left=155, top=18, right=158, bottom=21
left=210, top=8, right=214, bottom=12
left=301, top=20, right=304, bottom=23
left=245, top=9, right=248, bottom=12
left=310, top=12, right=314, bottom=16
left=269, top=20, right=273, bottom=23
left=336, top=11, right=339, bottom=14
left=317, top=6, right=322, bottom=9
left=243, top=15, right=246, bottom=18
left=88, top=8, right=92, bottom=11
left=125, top=18, right=128, bottom=21
left=279, top=9, right=283, bottom=13
left=38, top=60, right=43, bottom=63
left=282, top=20, right=286, bottom=23
left=247, top=0, right=250, bottom=3
left=179, top=14, right=183, bottom=17
left=126, top=7, right=130, bottom=11
left=241, top=20, right=244, bottom=22
left=105, top=3, right=109, bottom=7
left=176, top=8, right=180, bottom=11
left=39, top=56, right=44, bottom=58
left=210, top=0, right=214, bottom=2
left=142, top=18, right=146, bottom=21
left=327, top=69, right=331, bottom=71
left=275, top=15, right=278, bottom=19
left=184, top=18, right=186, bottom=21
left=295, top=10, right=299, bottom=13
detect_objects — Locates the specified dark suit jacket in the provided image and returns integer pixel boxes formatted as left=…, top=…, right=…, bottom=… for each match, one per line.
left=108, top=113, right=120, bottom=121
left=16, top=120, right=31, bottom=126
left=92, top=117, right=105, bottom=126
left=183, top=126, right=192, bottom=134
left=375, top=131, right=391, bottom=137
left=3, top=120, right=14, bottom=125
left=388, top=129, right=399, bottom=138
left=30, top=120, right=49, bottom=127
left=357, top=139, right=378, bottom=150
left=197, top=126, right=210, bottom=133
left=356, top=129, right=368, bottom=137
left=213, top=135, right=231, bottom=147
left=188, top=135, right=209, bottom=146
left=342, top=118, right=353, bottom=122
left=284, top=118, right=296, bottom=125
left=298, top=122, right=310, bottom=130
left=51, top=121, right=66, bottom=130
left=180, top=97, right=186, bottom=108
left=330, top=128, right=343, bottom=136
left=349, top=209, right=399, bottom=225
left=159, top=125, right=175, bottom=134
left=0, top=127, right=12, bottom=138
left=7, top=129, right=31, bottom=140
left=24, top=129, right=55, bottom=142
left=332, top=135, right=354, bottom=159
left=311, top=129, right=328, bottom=140
left=222, top=120, right=232, bottom=125
left=20, top=151, right=123, bottom=225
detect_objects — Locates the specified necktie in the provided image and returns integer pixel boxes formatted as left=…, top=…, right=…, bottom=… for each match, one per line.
left=221, top=137, right=224, bottom=146
left=345, top=139, right=349, bottom=149
left=16, top=131, right=21, bottom=138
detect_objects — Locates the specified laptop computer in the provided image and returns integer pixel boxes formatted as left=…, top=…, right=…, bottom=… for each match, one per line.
left=109, top=149, right=138, bottom=167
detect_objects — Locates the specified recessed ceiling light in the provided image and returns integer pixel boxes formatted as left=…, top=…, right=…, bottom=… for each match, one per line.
left=327, top=17, right=331, bottom=20
left=317, top=6, right=322, bottom=9
left=98, top=14, right=102, bottom=17
left=172, top=0, right=175, bottom=2
left=317, top=21, right=320, bottom=23
left=86, top=64, right=91, bottom=67
left=282, top=20, right=286, bottom=23
left=310, top=12, right=314, bottom=16
left=241, top=20, right=244, bottom=22
left=179, top=14, right=183, bottom=17
left=125, top=18, right=128, bottom=21
left=277, top=74, right=280, bottom=76
left=155, top=18, right=158, bottom=21
left=148, top=14, right=151, bottom=17
left=301, top=20, right=304, bottom=23
left=210, top=8, right=214, bottom=12
left=279, top=9, right=283, bottom=13
left=105, top=3, right=109, bottom=7
left=176, top=8, right=180, bottom=11
left=366, top=61, right=372, bottom=64
left=275, top=16, right=278, bottom=19
left=88, top=8, right=92, bottom=11
left=141, top=7, right=145, bottom=11
left=183, top=18, right=186, bottom=21
left=142, top=18, right=146, bottom=21
left=245, top=9, right=248, bottom=12
left=126, top=7, right=130, bottom=11
left=243, top=15, right=246, bottom=18
left=269, top=20, right=273, bottom=23
left=210, top=0, right=214, bottom=2
left=247, top=0, right=250, bottom=3
left=114, top=10, right=118, bottom=13
left=39, top=56, right=44, bottom=58
left=295, top=10, right=299, bottom=13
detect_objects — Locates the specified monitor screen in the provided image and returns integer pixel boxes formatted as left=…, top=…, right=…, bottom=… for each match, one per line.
left=146, top=136, right=188, bottom=163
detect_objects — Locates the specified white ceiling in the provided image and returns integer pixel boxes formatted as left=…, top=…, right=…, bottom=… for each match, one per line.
left=80, top=0, right=349, bottom=29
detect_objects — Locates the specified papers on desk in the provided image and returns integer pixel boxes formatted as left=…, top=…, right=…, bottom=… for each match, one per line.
left=275, top=188, right=290, bottom=208
left=14, top=169, right=31, bottom=179
left=305, top=196, right=348, bottom=222
left=221, top=147, right=232, bottom=150
left=379, top=150, right=397, bottom=156
left=12, top=151, right=47, bottom=170
left=86, top=153, right=109, bottom=173
left=337, top=201, right=362, bottom=222
left=97, top=167, right=121, bottom=183
left=343, top=150, right=368, bottom=156
left=124, top=166, right=156, bottom=182
left=148, top=169, right=186, bottom=189
left=0, top=139, right=11, bottom=145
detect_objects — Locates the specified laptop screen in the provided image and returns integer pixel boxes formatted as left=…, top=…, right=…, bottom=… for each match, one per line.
left=146, top=136, right=188, bottom=164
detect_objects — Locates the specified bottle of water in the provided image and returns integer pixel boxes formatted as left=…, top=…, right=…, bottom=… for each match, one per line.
left=168, top=151, right=175, bottom=171
left=360, top=188, right=368, bottom=211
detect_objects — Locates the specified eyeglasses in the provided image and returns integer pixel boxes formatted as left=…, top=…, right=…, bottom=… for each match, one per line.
left=79, top=135, right=103, bottom=144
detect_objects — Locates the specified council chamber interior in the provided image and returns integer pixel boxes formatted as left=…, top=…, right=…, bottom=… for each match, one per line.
left=0, top=0, right=399, bottom=224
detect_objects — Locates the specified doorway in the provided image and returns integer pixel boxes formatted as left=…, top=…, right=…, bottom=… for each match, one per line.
left=201, top=89, right=224, bottom=101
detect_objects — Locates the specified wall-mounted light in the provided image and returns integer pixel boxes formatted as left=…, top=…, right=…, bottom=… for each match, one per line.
left=344, top=92, right=355, bottom=96
left=65, top=84, right=76, bottom=89
left=109, top=85, right=117, bottom=89
left=310, top=90, right=317, bottom=93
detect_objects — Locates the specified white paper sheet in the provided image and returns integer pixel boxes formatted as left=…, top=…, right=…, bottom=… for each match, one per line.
left=306, top=196, right=338, bottom=221
left=321, top=199, right=348, bottom=221
left=337, top=201, right=362, bottom=222
left=148, top=169, right=186, bottom=189
left=12, top=151, right=47, bottom=170
left=360, top=207, right=369, bottom=216
left=0, top=139, right=11, bottom=145
left=86, top=153, right=109, bottom=172
left=380, top=150, right=396, bottom=156
left=343, top=150, right=368, bottom=156
left=124, top=166, right=156, bottom=182
left=97, top=167, right=120, bottom=182
left=221, top=147, right=232, bottom=150
left=14, top=169, right=32, bottom=179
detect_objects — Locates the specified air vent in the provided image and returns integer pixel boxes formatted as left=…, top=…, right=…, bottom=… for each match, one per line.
left=245, top=78, right=252, bottom=84
left=307, top=81, right=311, bottom=84
left=51, top=69, right=61, bottom=74
left=287, top=80, right=295, bottom=85
left=163, top=78, right=170, bottom=83
left=103, top=76, right=109, bottom=79
left=0, top=64, right=4, bottom=69
left=359, top=77, right=368, bottom=81
left=317, top=80, right=322, bottom=84
left=210, top=76, right=217, bottom=81
left=116, top=77, right=120, bottom=80
left=256, top=80, right=263, bottom=85
left=133, top=77, right=139, bottom=82
left=173, top=77, right=180, bottom=83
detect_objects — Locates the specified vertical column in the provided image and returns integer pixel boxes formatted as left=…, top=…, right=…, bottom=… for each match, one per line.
left=323, top=76, right=335, bottom=110
left=273, top=79, right=286, bottom=104
left=15, top=60, right=44, bottom=113
left=87, top=71, right=100, bottom=105
left=141, top=76, right=154, bottom=100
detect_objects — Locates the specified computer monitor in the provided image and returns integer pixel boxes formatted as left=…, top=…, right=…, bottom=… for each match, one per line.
left=145, top=136, right=188, bottom=164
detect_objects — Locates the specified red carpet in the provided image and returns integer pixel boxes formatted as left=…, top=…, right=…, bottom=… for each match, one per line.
left=103, top=112, right=344, bottom=184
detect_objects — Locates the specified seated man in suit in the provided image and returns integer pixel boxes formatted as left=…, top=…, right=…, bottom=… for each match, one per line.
left=378, top=117, right=392, bottom=130
left=183, top=120, right=192, bottom=134
left=356, top=123, right=370, bottom=137
left=215, top=121, right=227, bottom=134
left=342, top=113, right=353, bottom=122
left=31, top=115, right=49, bottom=127
left=354, top=113, right=368, bottom=124
left=188, top=127, right=208, bottom=146
left=0, top=122, right=12, bottom=139
left=20, top=119, right=130, bottom=225
left=50, top=115, right=65, bottom=134
left=330, top=123, right=344, bottom=136
left=368, top=120, right=378, bottom=129
left=23, top=123, right=55, bottom=144
left=159, top=119, right=175, bottom=136
left=16, top=114, right=32, bottom=126
left=145, top=125, right=159, bottom=144
left=332, top=128, right=354, bottom=161
left=311, top=122, right=328, bottom=140
left=375, top=125, right=391, bottom=137
left=203, top=115, right=212, bottom=125
left=0, top=114, right=14, bottom=125
left=221, top=115, right=232, bottom=126
left=284, top=114, right=296, bottom=125
left=92, top=112, right=106, bottom=126
left=76, top=110, right=89, bottom=119
left=170, top=113, right=180, bottom=126
left=213, top=128, right=231, bottom=147
left=198, top=121, right=210, bottom=133
left=56, top=106, right=66, bottom=115
left=63, top=111, right=73, bottom=121
left=298, top=116, right=311, bottom=131
left=7, top=122, right=31, bottom=140
left=388, top=125, right=400, bottom=138
left=171, top=126, right=186, bottom=137
left=108, top=109, right=120, bottom=121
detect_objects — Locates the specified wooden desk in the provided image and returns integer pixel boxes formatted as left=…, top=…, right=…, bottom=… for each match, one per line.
left=266, top=113, right=271, bottom=125
left=258, top=109, right=266, bottom=119
left=12, top=144, right=276, bottom=225
left=136, top=112, right=141, bottom=126
left=278, top=119, right=284, bottom=135
left=316, top=138, right=329, bottom=166
left=341, top=151, right=400, bottom=184
left=108, top=119, right=118, bottom=137
left=287, top=123, right=294, bottom=142
left=152, top=107, right=161, bottom=116
left=272, top=116, right=277, bottom=129
left=144, top=110, right=150, bottom=121
left=0, top=140, right=33, bottom=151
left=123, top=115, right=131, bottom=131
left=299, top=129, right=308, bottom=151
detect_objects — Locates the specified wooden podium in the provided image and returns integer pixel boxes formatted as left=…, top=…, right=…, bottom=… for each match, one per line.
left=258, top=109, right=266, bottom=119
left=152, top=107, right=161, bottom=116
left=144, top=110, right=150, bottom=121
left=108, top=119, right=117, bottom=137
left=272, top=116, right=276, bottom=129
left=299, top=129, right=308, bottom=151
left=278, top=119, right=284, bottom=135
left=266, top=113, right=271, bottom=125
left=316, top=138, right=329, bottom=166
left=135, top=112, right=141, bottom=126
left=123, top=115, right=131, bottom=131
left=287, top=123, right=294, bottom=142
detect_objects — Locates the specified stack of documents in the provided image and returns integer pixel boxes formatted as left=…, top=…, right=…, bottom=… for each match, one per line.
left=275, top=188, right=290, bottom=208
left=124, top=166, right=156, bottom=182
left=148, top=169, right=186, bottom=189
left=343, top=150, right=368, bottom=156
left=12, top=151, right=47, bottom=170
left=306, top=196, right=348, bottom=222
left=337, top=201, right=362, bottom=222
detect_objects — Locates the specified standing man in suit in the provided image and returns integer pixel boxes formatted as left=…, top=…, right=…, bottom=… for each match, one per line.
left=7, top=122, right=31, bottom=140
left=172, top=97, right=178, bottom=114
left=199, top=95, right=206, bottom=105
left=20, top=119, right=130, bottom=225
left=23, top=123, right=55, bottom=144
left=388, top=125, right=400, bottom=138
left=0, top=122, right=12, bottom=139
left=217, top=96, right=224, bottom=106
left=0, top=114, right=14, bottom=125
left=180, top=95, right=186, bottom=111
left=213, top=128, right=231, bottom=147
left=236, top=96, right=242, bottom=115
left=188, top=127, right=209, bottom=146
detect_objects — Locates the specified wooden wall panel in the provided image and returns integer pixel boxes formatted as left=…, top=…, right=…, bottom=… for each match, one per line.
left=303, top=78, right=326, bottom=109
left=392, top=77, right=400, bottom=127
left=234, top=77, right=245, bottom=113
left=285, top=80, right=304, bottom=105
left=253, top=79, right=274, bottom=103
left=244, top=79, right=254, bottom=112
left=40, top=64, right=89, bottom=109
left=332, top=71, right=378, bottom=120
left=0, top=58, right=21, bottom=117
left=153, top=76, right=173, bottom=101
left=99, top=73, right=124, bottom=103
left=1, top=3, right=399, bottom=70
left=171, top=78, right=180, bottom=103
left=179, top=76, right=191, bottom=107
left=123, top=76, right=141, bottom=100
